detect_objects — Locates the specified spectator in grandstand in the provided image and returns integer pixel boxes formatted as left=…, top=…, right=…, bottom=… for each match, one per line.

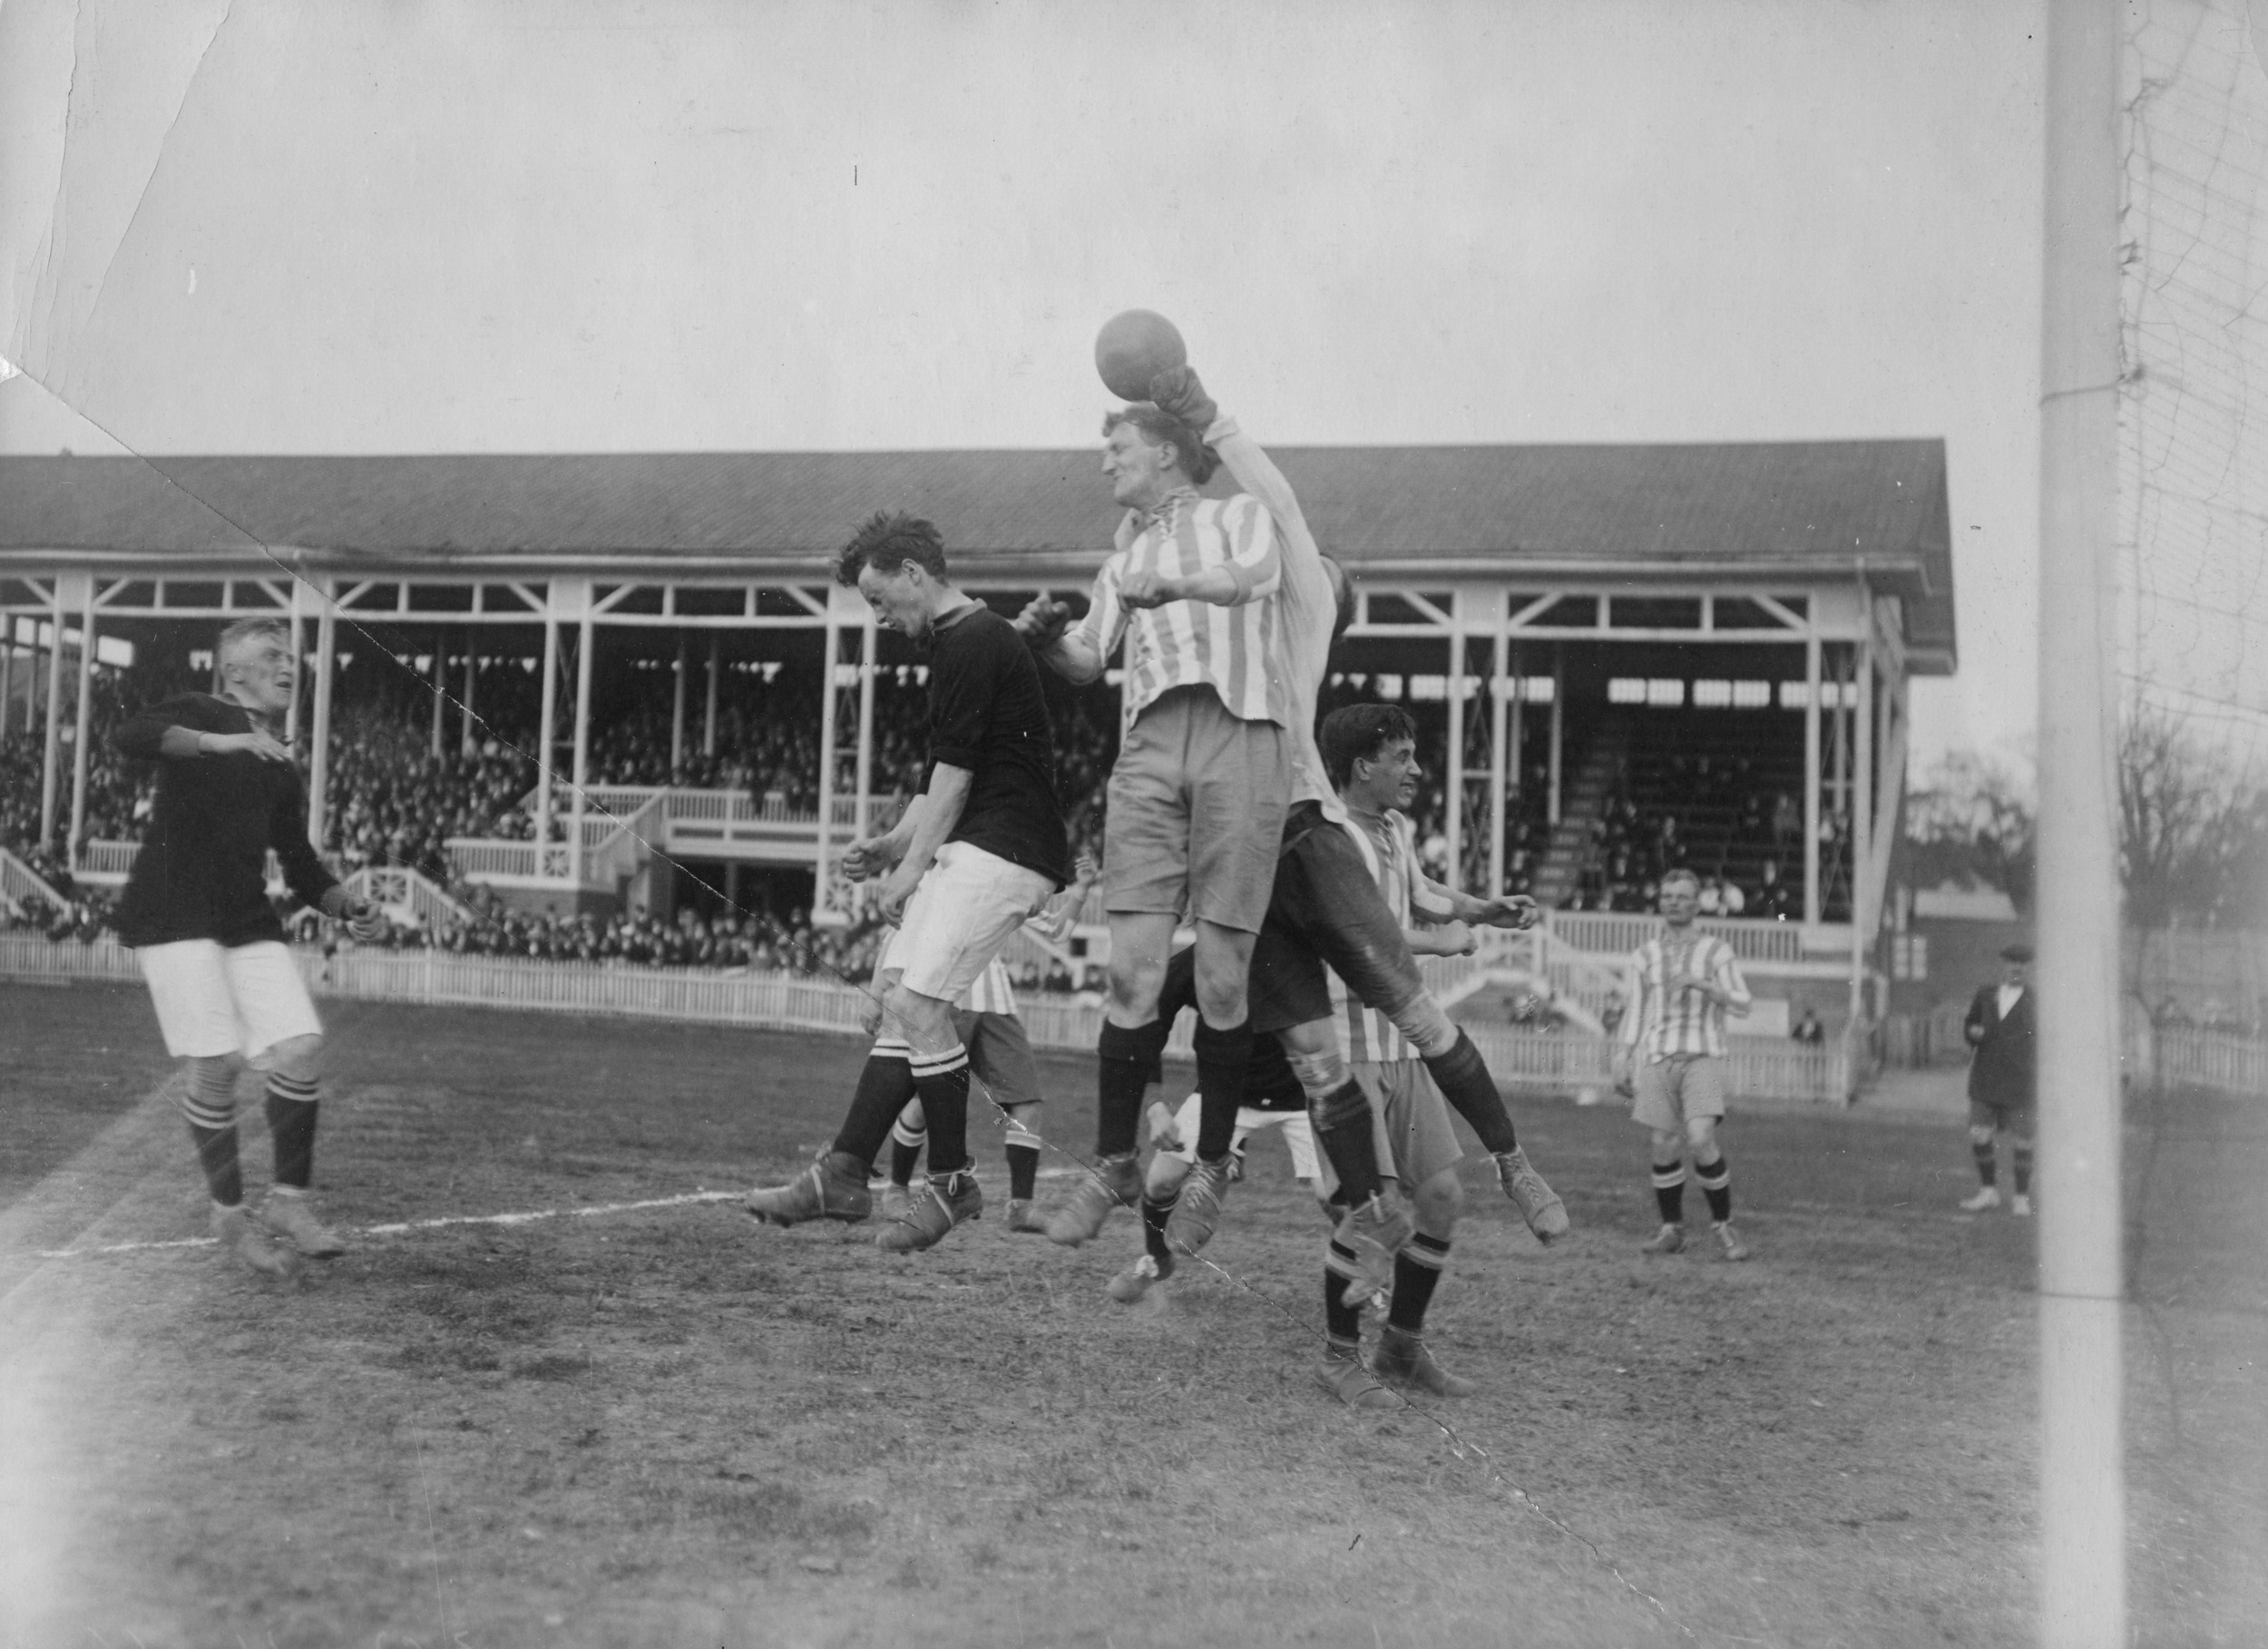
left=1960, top=943, right=2037, bottom=1216
left=1791, top=1003, right=1825, bottom=1046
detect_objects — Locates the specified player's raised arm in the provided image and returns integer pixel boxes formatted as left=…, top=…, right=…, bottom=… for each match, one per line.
left=1023, top=568, right=1119, bottom=686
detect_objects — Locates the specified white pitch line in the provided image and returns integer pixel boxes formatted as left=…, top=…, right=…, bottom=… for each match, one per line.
left=25, top=1166, right=1092, bottom=1262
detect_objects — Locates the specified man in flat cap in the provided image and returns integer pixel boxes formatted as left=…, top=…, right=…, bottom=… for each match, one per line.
left=1960, top=943, right=2037, bottom=1215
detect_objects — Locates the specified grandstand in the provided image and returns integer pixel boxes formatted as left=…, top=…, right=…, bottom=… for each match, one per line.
left=0, top=438, right=1952, bottom=1050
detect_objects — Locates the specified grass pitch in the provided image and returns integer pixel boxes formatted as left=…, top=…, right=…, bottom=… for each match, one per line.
left=0, top=980, right=2261, bottom=1647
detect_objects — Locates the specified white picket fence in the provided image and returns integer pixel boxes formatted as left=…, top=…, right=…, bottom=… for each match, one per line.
left=0, top=933, right=1859, bottom=1101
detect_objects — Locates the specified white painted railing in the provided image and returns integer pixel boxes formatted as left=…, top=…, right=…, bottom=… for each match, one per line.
left=0, top=846, right=64, bottom=915
left=73, top=839, right=142, bottom=881
left=0, top=935, right=1858, bottom=1102
left=73, top=839, right=294, bottom=893
left=343, top=864, right=475, bottom=932
left=1542, top=910, right=1814, bottom=963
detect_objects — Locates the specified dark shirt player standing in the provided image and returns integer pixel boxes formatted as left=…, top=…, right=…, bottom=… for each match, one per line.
left=112, top=617, right=382, bottom=1279
left=745, top=512, right=1069, bottom=1253
left=1961, top=943, right=2037, bottom=1215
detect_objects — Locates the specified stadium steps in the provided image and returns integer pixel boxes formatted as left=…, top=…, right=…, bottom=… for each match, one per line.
left=1529, top=717, right=1628, bottom=908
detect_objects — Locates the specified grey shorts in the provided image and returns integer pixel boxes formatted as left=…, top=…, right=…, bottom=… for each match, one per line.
left=1104, top=686, right=1290, bottom=935
left=1631, top=1055, right=1728, bottom=1131
left=952, top=1007, right=1044, bottom=1111
left=1316, top=1059, right=1465, bottom=1199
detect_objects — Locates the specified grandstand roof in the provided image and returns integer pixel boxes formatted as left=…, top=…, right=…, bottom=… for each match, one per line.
left=0, top=439, right=1954, bottom=670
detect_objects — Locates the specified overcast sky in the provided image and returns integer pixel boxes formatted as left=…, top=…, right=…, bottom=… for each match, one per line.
left=0, top=0, right=2048, bottom=771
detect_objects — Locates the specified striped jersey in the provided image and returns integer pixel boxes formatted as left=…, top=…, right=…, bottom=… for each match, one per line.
left=1326, top=808, right=1453, bottom=1064
left=1621, top=930, right=1754, bottom=1061
left=1070, top=489, right=1287, bottom=730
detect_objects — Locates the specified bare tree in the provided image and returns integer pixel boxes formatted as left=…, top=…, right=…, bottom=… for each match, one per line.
left=1905, top=751, right=2036, bottom=913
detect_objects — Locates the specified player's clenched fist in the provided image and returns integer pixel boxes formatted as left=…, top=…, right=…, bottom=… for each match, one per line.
left=839, top=835, right=896, bottom=882
left=1014, top=592, right=1072, bottom=645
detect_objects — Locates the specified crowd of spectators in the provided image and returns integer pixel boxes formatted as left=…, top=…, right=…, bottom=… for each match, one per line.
left=1565, top=734, right=1814, bottom=919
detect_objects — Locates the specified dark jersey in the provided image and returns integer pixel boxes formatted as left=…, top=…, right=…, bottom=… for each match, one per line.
left=1153, top=943, right=1305, bottom=1112
left=924, top=603, right=1070, bottom=887
left=111, top=693, right=337, bottom=948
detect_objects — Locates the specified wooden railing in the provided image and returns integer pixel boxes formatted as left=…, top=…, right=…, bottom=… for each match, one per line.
left=0, top=846, right=64, bottom=915
left=0, top=935, right=1860, bottom=1103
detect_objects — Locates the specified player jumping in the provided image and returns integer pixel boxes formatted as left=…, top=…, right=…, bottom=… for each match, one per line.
left=1018, top=385, right=1295, bottom=1257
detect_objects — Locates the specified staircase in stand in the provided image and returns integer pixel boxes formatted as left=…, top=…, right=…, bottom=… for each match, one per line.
left=1528, top=716, right=1628, bottom=908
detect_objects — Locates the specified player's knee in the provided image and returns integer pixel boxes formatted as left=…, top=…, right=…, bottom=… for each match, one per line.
left=258, top=1034, right=324, bottom=1084
left=1413, top=1167, right=1462, bottom=1229
left=1389, top=994, right=1459, bottom=1059
left=1649, top=1127, right=1683, bottom=1156
left=883, top=982, right=953, bottom=1050
left=1192, top=968, right=1248, bottom=1027
left=1108, top=955, right=1166, bottom=1020
left=1685, top=1117, right=1718, bottom=1154
left=1969, top=1124, right=1997, bottom=1146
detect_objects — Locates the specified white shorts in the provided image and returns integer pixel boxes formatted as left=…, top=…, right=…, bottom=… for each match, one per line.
left=889, top=841, right=1055, bottom=1006
left=139, top=939, right=323, bottom=1061
left=1165, top=1093, right=1319, bottom=1180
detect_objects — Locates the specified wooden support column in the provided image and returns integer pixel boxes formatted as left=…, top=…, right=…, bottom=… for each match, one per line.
left=1852, top=606, right=1875, bottom=1023
left=1488, top=618, right=1510, bottom=898
left=855, top=611, right=876, bottom=848
left=308, top=587, right=337, bottom=854
left=814, top=609, right=842, bottom=914
left=67, top=581, right=95, bottom=865
left=704, top=630, right=720, bottom=757
left=430, top=628, right=446, bottom=756
left=1445, top=624, right=1465, bottom=885
left=671, top=630, right=689, bottom=774
left=571, top=596, right=595, bottom=886
left=40, top=584, right=68, bottom=845
left=1547, top=645, right=1564, bottom=827
left=285, top=585, right=304, bottom=747
left=461, top=629, right=478, bottom=756
left=534, top=586, right=560, bottom=861
left=1803, top=633, right=1822, bottom=929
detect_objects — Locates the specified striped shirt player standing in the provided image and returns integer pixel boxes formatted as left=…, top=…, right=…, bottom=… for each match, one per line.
left=1615, top=868, right=1755, bottom=1260
left=1021, top=373, right=1295, bottom=1254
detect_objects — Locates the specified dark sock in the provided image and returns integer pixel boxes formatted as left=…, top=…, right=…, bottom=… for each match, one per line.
left=1006, top=1144, right=1040, bottom=1202
left=1423, top=1031, right=1517, bottom=1154
left=1141, top=1189, right=1178, bottom=1267
left=190, top=1122, right=244, bottom=1207
left=1971, top=1138, right=1999, bottom=1187
left=1651, top=1159, right=1686, bottom=1224
left=911, top=1047, right=973, bottom=1174
left=1386, top=1233, right=1452, bottom=1333
left=889, top=1137, right=924, bottom=1186
left=1191, top=1018, right=1253, bottom=1162
left=1313, top=1078, right=1385, bottom=1204
left=1694, top=1154, right=1731, bottom=1223
left=263, top=1072, right=319, bottom=1190
left=833, top=1046, right=917, bottom=1163
left=1325, top=1249, right=1364, bottom=1342
left=1096, top=1020, right=1168, bottom=1156
left=2012, top=1143, right=2033, bottom=1196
